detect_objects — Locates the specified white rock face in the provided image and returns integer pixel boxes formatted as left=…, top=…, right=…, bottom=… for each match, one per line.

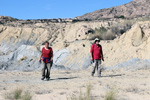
left=0, top=44, right=41, bottom=71
left=0, top=19, right=150, bottom=71
left=53, top=49, right=70, bottom=64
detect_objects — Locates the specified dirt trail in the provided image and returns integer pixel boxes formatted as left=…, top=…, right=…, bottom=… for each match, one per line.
left=0, top=68, right=150, bottom=100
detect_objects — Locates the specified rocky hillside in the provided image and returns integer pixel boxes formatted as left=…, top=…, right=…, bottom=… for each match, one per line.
left=77, top=0, right=150, bottom=20
left=0, top=0, right=150, bottom=71
left=1, top=16, right=131, bottom=70
left=0, top=16, right=150, bottom=71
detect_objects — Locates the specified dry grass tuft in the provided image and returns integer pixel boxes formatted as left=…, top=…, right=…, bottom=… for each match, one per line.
left=4, top=88, right=32, bottom=100
left=68, top=84, right=93, bottom=100
left=105, top=89, right=117, bottom=100
left=22, top=91, right=32, bottom=100
left=5, top=88, right=22, bottom=100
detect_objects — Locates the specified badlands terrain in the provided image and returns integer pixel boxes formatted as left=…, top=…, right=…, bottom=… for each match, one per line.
left=0, top=0, right=150, bottom=99
left=0, top=19, right=150, bottom=100
left=0, top=68, right=150, bottom=100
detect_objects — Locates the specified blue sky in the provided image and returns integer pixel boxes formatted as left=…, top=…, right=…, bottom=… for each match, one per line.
left=0, top=0, right=132, bottom=20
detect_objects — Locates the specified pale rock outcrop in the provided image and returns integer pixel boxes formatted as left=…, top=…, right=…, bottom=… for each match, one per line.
left=0, top=45, right=40, bottom=71
left=0, top=18, right=150, bottom=70
left=102, top=21, right=150, bottom=67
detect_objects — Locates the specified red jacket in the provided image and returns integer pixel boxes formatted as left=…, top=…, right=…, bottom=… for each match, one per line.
left=42, top=47, right=53, bottom=63
left=90, top=44, right=103, bottom=60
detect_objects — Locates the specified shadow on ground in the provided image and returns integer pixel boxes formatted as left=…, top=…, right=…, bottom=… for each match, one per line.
left=50, top=77, right=78, bottom=81
left=101, top=74, right=125, bottom=78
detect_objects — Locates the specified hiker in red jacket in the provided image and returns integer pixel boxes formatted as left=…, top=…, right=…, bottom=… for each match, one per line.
left=39, top=41, right=53, bottom=81
left=90, top=38, right=104, bottom=77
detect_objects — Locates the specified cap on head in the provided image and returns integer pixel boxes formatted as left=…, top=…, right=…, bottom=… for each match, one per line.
left=94, top=38, right=100, bottom=42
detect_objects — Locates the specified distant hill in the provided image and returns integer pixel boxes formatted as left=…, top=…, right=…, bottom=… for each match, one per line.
left=76, top=0, right=150, bottom=20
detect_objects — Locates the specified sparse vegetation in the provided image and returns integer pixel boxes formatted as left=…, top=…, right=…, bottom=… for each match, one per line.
left=68, top=84, right=93, bottom=100
left=5, top=88, right=22, bottom=100
left=105, top=89, right=117, bottom=100
left=89, top=26, right=116, bottom=40
left=22, top=91, right=32, bottom=100
left=14, top=89, right=22, bottom=99
left=111, top=22, right=133, bottom=35
left=95, top=27, right=107, bottom=33
left=89, top=20, right=133, bottom=40
left=72, top=19, right=80, bottom=23
left=114, top=15, right=125, bottom=19
left=4, top=88, right=33, bottom=100
left=137, top=16, right=150, bottom=21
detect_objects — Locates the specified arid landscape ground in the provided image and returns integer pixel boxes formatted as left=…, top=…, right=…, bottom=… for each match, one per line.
left=0, top=67, right=150, bottom=100
left=1, top=0, right=150, bottom=100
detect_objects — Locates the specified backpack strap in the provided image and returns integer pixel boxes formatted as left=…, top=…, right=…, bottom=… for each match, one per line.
left=92, top=44, right=94, bottom=53
left=93, top=44, right=94, bottom=50
left=92, top=44, right=94, bottom=61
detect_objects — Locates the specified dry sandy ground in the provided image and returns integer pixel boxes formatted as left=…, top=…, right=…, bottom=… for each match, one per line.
left=0, top=68, right=150, bottom=100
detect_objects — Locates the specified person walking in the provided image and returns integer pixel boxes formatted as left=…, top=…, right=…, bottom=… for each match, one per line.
left=39, top=41, right=53, bottom=81
left=90, top=38, right=104, bottom=77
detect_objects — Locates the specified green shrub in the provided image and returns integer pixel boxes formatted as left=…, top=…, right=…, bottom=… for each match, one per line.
left=14, top=88, right=22, bottom=99
left=114, top=15, right=125, bottom=19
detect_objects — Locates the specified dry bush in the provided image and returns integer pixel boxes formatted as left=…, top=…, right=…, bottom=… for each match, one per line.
left=89, top=26, right=116, bottom=40
left=22, top=91, right=32, bottom=100
left=105, top=89, right=117, bottom=100
left=88, top=31, right=116, bottom=40
left=111, top=20, right=133, bottom=36
left=5, top=88, right=22, bottom=100
left=89, top=21, right=133, bottom=40
left=4, top=88, right=32, bottom=100
left=68, top=84, right=93, bottom=100
left=137, top=16, right=150, bottom=21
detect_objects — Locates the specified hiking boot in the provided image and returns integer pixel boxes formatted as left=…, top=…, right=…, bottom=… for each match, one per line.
left=46, top=78, right=50, bottom=81
left=91, top=73, right=94, bottom=77
left=41, top=77, right=45, bottom=80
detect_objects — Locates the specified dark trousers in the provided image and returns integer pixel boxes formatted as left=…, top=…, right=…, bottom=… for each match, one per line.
left=42, top=62, right=52, bottom=78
